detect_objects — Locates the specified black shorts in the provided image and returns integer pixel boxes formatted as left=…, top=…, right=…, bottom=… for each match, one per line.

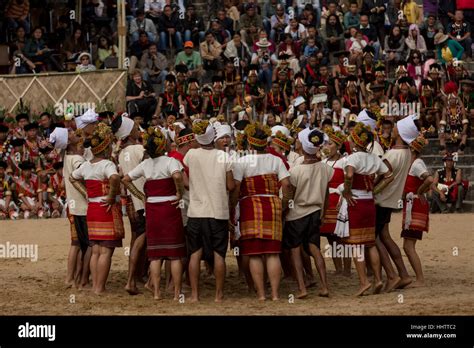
left=283, top=210, right=321, bottom=252
left=186, top=217, right=229, bottom=261
left=375, top=205, right=393, bottom=237
left=73, top=215, right=89, bottom=254
left=401, top=229, right=423, bottom=240
left=134, top=209, right=146, bottom=237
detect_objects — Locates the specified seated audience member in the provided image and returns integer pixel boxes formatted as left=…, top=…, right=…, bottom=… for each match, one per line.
left=175, top=41, right=203, bottom=79
left=140, top=43, right=168, bottom=87
left=430, top=153, right=468, bottom=213
left=200, top=31, right=223, bottom=76
left=5, top=0, right=30, bottom=33
left=158, top=5, right=184, bottom=53
left=359, top=14, right=381, bottom=60
left=24, top=27, right=61, bottom=71
left=76, top=52, right=97, bottom=72
left=182, top=5, right=206, bottom=45
left=62, top=27, right=88, bottom=63
left=419, top=14, right=444, bottom=52
left=95, top=35, right=118, bottom=69
left=130, top=9, right=157, bottom=43
left=126, top=69, right=158, bottom=124
left=447, top=10, right=472, bottom=60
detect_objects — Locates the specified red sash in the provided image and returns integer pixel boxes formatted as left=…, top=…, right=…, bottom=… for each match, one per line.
left=144, top=178, right=176, bottom=197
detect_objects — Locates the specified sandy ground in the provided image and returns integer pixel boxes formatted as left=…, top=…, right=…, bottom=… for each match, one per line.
left=0, top=212, right=473, bottom=316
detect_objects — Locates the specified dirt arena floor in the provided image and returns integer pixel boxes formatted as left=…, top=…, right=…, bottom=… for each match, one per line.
left=0, top=212, right=473, bottom=316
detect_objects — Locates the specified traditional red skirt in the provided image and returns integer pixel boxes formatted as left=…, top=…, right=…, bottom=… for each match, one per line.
left=240, top=239, right=282, bottom=255
left=402, top=197, right=429, bottom=233
left=239, top=174, right=282, bottom=255
left=144, top=179, right=186, bottom=260
left=342, top=198, right=376, bottom=246
left=67, top=208, right=79, bottom=246
left=320, top=193, right=339, bottom=234
left=86, top=180, right=124, bottom=245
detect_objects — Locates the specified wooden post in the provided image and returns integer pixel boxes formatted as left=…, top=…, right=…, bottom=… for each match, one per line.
left=117, top=0, right=127, bottom=69
left=77, top=0, right=82, bottom=24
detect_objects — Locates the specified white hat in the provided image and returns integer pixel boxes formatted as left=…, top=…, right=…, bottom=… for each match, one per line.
left=49, top=127, right=68, bottom=150
left=168, top=122, right=186, bottom=142
left=298, top=128, right=319, bottom=155
left=194, top=121, right=216, bottom=145
left=256, top=38, right=271, bottom=47
left=311, top=94, right=328, bottom=104
left=356, top=109, right=377, bottom=131
left=114, top=115, right=135, bottom=140
left=397, top=114, right=419, bottom=144
left=75, top=108, right=98, bottom=129
left=294, top=96, right=306, bottom=107
left=271, top=125, right=290, bottom=138
left=215, top=123, right=233, bottom=140
left=77, top=52, right=92, bottom=63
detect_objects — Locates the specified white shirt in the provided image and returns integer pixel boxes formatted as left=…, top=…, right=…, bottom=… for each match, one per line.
left=375, top=148, right=412, bottom=208
left=342, top=151, right=389, bottom=176
left=184, top=148, right=233, bottom=220
left=64, top=154, right=88, bottom=216
left=284, top=23, right=307, bottom=39
left=409, top=158, right=428, bottom=178
left=71, top=159, right=118, bottom=181
left=287, top=161, right=334, bottom=221
left=118, top=144, right=146, bottom=211
left=233, top=153, right=290, bottom=182
left=128, top=156, right=183, bottom=182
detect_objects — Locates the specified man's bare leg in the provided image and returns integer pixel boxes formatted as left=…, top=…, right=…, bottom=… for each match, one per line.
left=90, top=245, right=100, bottom=292
left=367, top=245, right=383, bottom=294
left=213, top=251, right=226, bottom=302
left=188, top=248, right=203, bottom=302
left=265, top=254, right=281, bottom=301
left=95, top=246, right=114, bottom=295
left=403, top=238, right=425, bottom=287
left=301, top=247, right=316, bottom=287
left=380, top=224, right=412, bottom=288
left=376, top=237, right=401, bottom=292
left=343, top=254, right=352, bottom=277
left=66, top=245, right=80, bottom=287
left=241, top=255, right=255, bottom=293
left=353, top=257, right=372, bottom=296
left=79, top=246, right=92, bottom=289
left=149, top=259, right=163, bottom=300
left=249, top=255, right=266, bottom=300
left=290, top=247, right=307, bottom=298
left=171, top=259, right=183, bottom=300
left=165, top=260, right=174, bottom=292
left=308, top=244, right=329, bottom=297
left=280, top=250, right=294, bottom=279
left=74, top=249, right=83, bottom=287
left=125, top=233, right=146, bottom=295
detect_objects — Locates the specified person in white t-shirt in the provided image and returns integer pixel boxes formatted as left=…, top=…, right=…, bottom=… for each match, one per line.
left=337, top=122, right=394, bottom=296
left=114, top=115, right=147, bottom=296
left=62, top=129, right=91, bottom=290
left=375, top=114, right=420, bottom=292
left=400, top=135, right=433, bottom=288
left=125, top=127, right=186, bottom=301
left=230, top=122, right=291, bottom=301
left=71, top=123, right=124, bottom=295
left=184, top=120, right=235, bottom=302
left=285, top=128, right=333, bottom=299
